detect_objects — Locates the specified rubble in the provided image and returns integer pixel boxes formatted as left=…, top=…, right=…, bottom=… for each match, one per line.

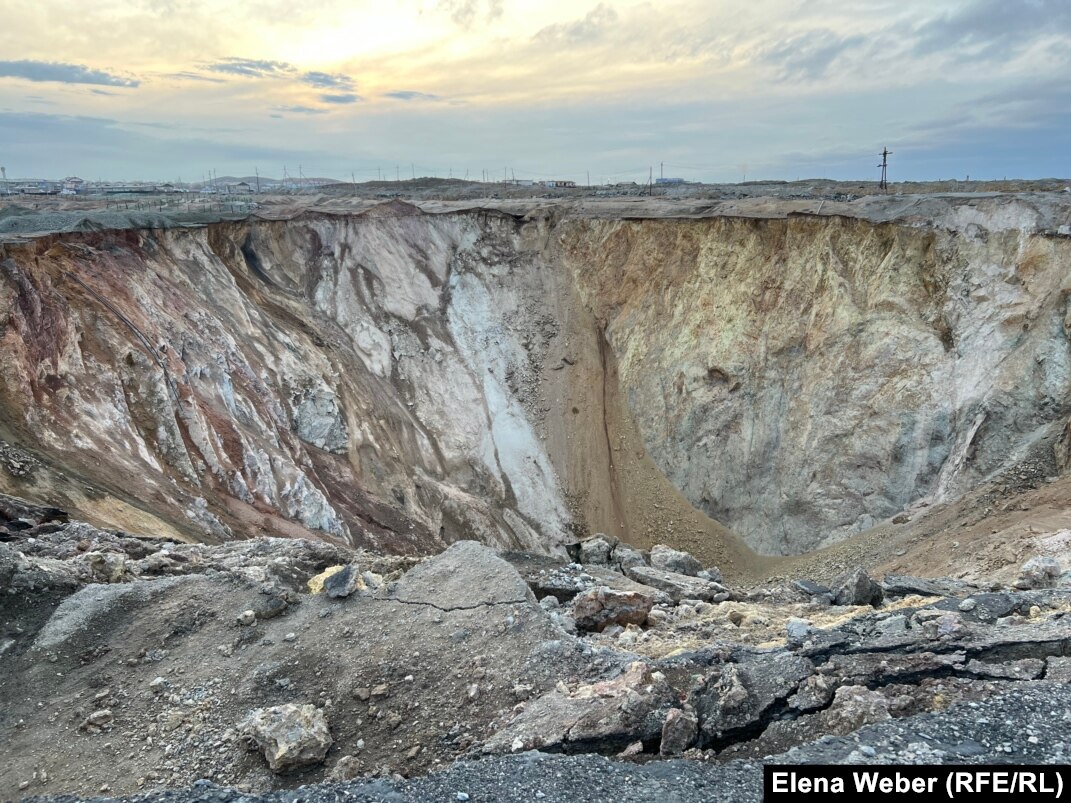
left=4, top=497, right=1071, bottom=798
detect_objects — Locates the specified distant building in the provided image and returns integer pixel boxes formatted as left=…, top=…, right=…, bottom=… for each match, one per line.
left=17, top=181, right=54, bottom=195
left=655, top=177, right=685, bottom=185
left=541, top=180, right=577, bottom=188
left=230, top=181, right=253, bottom=194
left=503, top=179, right=534, bottom=187
left=61, top=176, right=85, bottom=195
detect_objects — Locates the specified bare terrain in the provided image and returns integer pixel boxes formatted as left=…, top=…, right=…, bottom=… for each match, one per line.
left=2, top=182, right=1071, bottom=801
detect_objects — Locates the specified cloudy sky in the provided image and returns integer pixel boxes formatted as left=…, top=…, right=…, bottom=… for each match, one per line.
left=1, top=0, right=1068, bottom=183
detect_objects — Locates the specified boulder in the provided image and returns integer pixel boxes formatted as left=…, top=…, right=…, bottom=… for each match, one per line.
left=822, top=685, right=892, bottom=733
left=881, top=575, right=970, bottom=598
left=611, top=544, right=647, bottom=573
left=935, top=592, right=1020, bottom=622
left=831, top=567, right=883, bottom=607
left=649, top=544, right=703, bottom=577
left=697, top=568, right=723, bottom=584
left=692, top=652, right=813, bottom=739
left=391, top=541, right=535, bottom=609
left=483, top=662, right=674, bottom=754
left=324, top=564, right=362, bottom=598
left=964, top=658, right=1044, bottom=680
left=242, top=704, right=332, bottom=773
left=625, top=565, right=729, bottom=602
left=578, top=537, right=613, bottom=566
left=572, top=587, right=653, bottom=632
left=659, top=707, right=698, bottom=755
left=1046, top=657, right=1071, bottom=682
left=1017, top=557, right=1061, bottom=590
left=793, top=579, right=830, bottom=597
left=785, top=617, right=812, bottom=643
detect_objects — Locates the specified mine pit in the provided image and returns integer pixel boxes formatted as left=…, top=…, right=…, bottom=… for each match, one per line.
left=3, top=193, right=1071, bottom=799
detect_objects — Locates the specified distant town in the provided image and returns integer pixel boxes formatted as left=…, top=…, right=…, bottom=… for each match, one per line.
left=0, top=171, right=689, bottom=197
left=0, top=174, right=330, bottom=196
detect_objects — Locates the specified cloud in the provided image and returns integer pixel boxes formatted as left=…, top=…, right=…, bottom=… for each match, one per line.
left=301, top=71, right=355, bottom=90
left=164, top=71, right=228, bottom=83
left=756, top=29, right=866, bottom=80
left=385, top=90, right=442, bottom=102
left=91, top=89, right=119, bottom=96
left=0, top=110, right=333, bottom=178
left=0, top=60, right=139, bottom=88
left=909, top=0, right=1071, bottom=60
left=320, top=92, right=361, bottom=104
left=205, top=58, right=295, bottom=78
left=272, top=104, right=327, bottom=115
left=535, top=3, right=618, bottom=44
left=438, top=0, right=503, bottom=28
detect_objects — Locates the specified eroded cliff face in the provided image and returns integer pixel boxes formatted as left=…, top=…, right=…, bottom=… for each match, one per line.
left=1, top=202, right=1069, bottom=558
left=562, top=214, right=1071, bottom=554
left=0, top=206, right=583, bottom=554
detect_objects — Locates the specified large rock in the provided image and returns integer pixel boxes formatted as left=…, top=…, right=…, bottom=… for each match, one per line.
left=881, top=575, right=971, bottom=598
left=578, top=537, right=613, bottom=566
left=830, top=567, right=884, bottom=607
left=659, top=707, right=698, bottom=755
left=324, top=564, right=362, bottom=598
left=789, top=651, right=966, bottom=712
left=625, top=565, right=729, bottom=602
left=692, top=652, right=813, bottom=740
left=242, top=704, right=333, bottom=772
left=391, top=541, right=535, bottom=609
left=483, top=662, right=674, bottom=753
left=1017, top=557, right=1061, bottom=589
left=611, top=544, right=647, bottom=572
left=572, top=587, right=653, bottom=632
left=649, top=544, right=703, bottom=577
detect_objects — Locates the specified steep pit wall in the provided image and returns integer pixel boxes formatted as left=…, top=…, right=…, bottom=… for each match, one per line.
left=0, top=207, right=580, bottom=554
left=561, top=214, right=1071, bottom=554
left=1, top=202, right=1069, bottom=561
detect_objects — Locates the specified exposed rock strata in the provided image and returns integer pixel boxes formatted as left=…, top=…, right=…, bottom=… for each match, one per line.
left=3, top=200, right=1070, bottom=559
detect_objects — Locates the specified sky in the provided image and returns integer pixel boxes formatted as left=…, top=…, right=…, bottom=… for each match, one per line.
left=0, top=0, right=1068, bottom=183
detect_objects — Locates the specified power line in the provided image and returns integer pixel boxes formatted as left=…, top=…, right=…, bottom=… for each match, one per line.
left=878, top=147, right=892, bottom=191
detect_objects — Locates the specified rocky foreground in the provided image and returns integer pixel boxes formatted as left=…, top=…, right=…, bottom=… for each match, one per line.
left=2, top=492, right=1070, bottom=801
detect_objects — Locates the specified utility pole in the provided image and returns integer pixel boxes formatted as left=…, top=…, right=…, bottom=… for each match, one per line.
left=648, top=166, right=653, bottom=196
left=351, top=170, right=356, bottom=187
left=878, top=147, right=892, bottom=191
left=411, top=163, right=415, bottom=180
left=660, top=162, right=664, bottom=180
left=255, top=166, right=260, bottom=194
